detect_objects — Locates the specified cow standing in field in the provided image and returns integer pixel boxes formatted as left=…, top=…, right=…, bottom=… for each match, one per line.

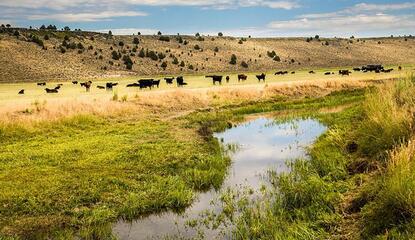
left=256, top=73, right=266, bottom=82
left=80, top=81, right=92, bottom=92
left=18, top=89, right=24, bottom=94
left=309, top=70, right=316, bottom=74
left=206, top=75, right=223, bottom=85
left=106, top=82, right=118, bottom=90
left=325, top=72, right=332, bottom=75
left=238, top=74, right=247, bottom=82
left=97, top=86, right=105, bottom=89
left=165, top=77, right=175, bottom=85
left=72, top=81, right=78, bottom=84
left=226, top=76, right=230, bottom=83
left=152, top=80, right=161, bottom=88
left=176, top=76, right=187, bottom=87
left=37, top=82, right=46, bottom=86
left=339, top=70, right=351, bottom=76
left=45, top=88, right=59, bottom=93
left=138, top=79, right=154, bottom=89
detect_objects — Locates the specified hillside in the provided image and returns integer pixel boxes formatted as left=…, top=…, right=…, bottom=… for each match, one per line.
left=1, top=27, right=415, bottom=83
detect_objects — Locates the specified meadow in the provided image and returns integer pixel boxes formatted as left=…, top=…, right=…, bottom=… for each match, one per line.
left=1, top=66, right=415, bottom=239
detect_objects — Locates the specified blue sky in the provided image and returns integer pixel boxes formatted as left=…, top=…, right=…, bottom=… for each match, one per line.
left=1, top=0, right=414, bottom=37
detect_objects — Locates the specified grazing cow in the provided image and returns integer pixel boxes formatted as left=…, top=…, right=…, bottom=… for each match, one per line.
left=37, top=82, right=46, bottom=86
left=72, top=81, right=78, bottom=84
left=353, top=68, right=361, bottom=71
left=106, top=82, right=118, bottom=90
left=238, top=74, right=247, bottom=82
left=206, top=75, right=223, bottom=85
left=256, top=73, right=266, bottom=82
left=339, top=70, right=351, bottom=76
left=325, top=72, right=332, bottom=75
left=97, top=86, right=105, bottom=89
left=361, top=65, right=384, bottom=72
left=152, top=80, right=161, bottom=88
left=176, top=76, right=187, bottom=87
left=382, top=69, right=394, bottom=73
left=291, top=71, right=296, bottom=74
left=54, top=85, right=61, bottom=90
left=398, top=66, right=402, bottom=71
left=226, top=76, right=230, bottom=83
left=80, top=81, right=92, bottom=92
left=274, top=71, right=288, bottom=75
left=126, top=83, right=140, bottom=88
left=309, top=70, right=316, bottom=74
left=18, top=89, right=24, bottom=94
left=165, top=77, right=175, bottom=84
left=138, top=79, right=154, bottom=89
left=45, top=88, right=58, bottom=93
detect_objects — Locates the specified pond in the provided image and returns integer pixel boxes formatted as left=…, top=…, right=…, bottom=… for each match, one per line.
left=113, top=117, right=327, bottom=239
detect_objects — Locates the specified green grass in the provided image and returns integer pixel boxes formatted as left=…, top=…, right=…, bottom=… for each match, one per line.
left=190, top=75, right=415, bottom=240
left=0, top=84, right=368, bottom=238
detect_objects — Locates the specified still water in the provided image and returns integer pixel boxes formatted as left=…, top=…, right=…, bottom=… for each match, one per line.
left=113, top=117, right=327, bottom=239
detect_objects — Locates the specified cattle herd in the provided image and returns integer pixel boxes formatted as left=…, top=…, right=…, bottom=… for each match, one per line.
left=17, top=65, right=401, bottom=95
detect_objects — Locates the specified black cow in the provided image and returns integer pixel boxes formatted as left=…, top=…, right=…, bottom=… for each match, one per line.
left=398, top=66, right=402, bottom=71
left=106, top=82, right=118, bottom=90
left=339, top=70, right=351, bottom=76
left=361, top=65, right=384, bottom=72
left=127, top=83, right=140, bottom=88
left=165, top=77, right=175, bottom=84
left=206, top=75, right=223, bottom=85
left=325, top=72, right=332, bottom=75
left=226, top=76, right=230, bottom=83
left=37, top=82, right=46, bottom=86
left=18, top=89, right=24, bottom=94
left=97, top=86, right=105, bottom=89
left=382, top=69, right=394, bottom=73
left=353, top=68, right=361, bottom=71
left=54, top=85, right=61, bottom=90
left=291, top=71, right=296, bottom=74
left=152, top=80, right=161, bottom=88
left=238, top=74, right=247, bottom=81
left=274, top=71, right=288, bottom=75
left=138, top=79, right=154, bottom=89
left=256, top=73, right=266, bottom=82
left=80, top=81, right=92, bottom=92
left=45, top=88, right=59, bottom=93
left=309, top=70, right=316, bottom=74
left=72, top=81, right=78, bottom=84
left=176, top=76, right=187, bottom=87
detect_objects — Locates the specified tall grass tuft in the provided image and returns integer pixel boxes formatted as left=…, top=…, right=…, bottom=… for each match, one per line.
left=356, top=75, right=415, bottom=160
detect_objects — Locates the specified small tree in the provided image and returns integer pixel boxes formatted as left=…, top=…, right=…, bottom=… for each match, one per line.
left=64, top=26, right=70, bottom=31
left=241, top=61, right=248, bottom=68
left=179, top=61, right=185, bottom=67
left=118, top=41, right=124, bottom=47
left=172, top=57, right=179, bottom=65
left=44, top=34, right=49, bottom=40
left=195, top=32, right=200, bottom=37
left=13, top=30, right=20, bottom=37
left=138, top=48, right=145, bottom=58
left=194, top=45, right=201, bottom=50
left=64, top=35, right=70, bottom=41
left=218, top=32, right=223, bottom=37
left=108, top=30, right=113, bottom=37
left=161, top=61, right=168, bottom=70
left=315, top=35, right=320, bottom=40
left=111, top=50, right=121, bottom=60
left=229, top=54, right=237, bottom=65
left=214, top=47, right=219, bottom=52
left=133, top=37, right=139, bottom=44
left=157, top=31, right=162, bottom=35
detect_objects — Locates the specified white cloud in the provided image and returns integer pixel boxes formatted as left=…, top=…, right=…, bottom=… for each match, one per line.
left=28, top=11, right=147, bottom=22
left=0, top=0, right=300, bottom=10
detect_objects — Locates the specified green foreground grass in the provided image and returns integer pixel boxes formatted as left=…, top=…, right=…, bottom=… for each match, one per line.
left=190, top=75, right=415, bottom=240
left=0, top=85, right=368, bottom=238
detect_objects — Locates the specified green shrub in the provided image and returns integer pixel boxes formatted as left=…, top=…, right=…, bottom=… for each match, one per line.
left=229, top=54, right=237, bottom=65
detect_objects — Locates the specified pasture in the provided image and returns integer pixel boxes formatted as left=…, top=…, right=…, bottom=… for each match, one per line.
left=0, top=65, right=412, bottom=109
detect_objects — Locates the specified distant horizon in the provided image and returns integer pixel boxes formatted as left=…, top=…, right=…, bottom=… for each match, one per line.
left=1, top=1, right=414, bottom=38
left=2, top=24, right=413, bottom=39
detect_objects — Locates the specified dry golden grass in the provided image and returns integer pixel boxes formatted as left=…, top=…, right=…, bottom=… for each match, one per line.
left=0, top=77, right=371, bottom=126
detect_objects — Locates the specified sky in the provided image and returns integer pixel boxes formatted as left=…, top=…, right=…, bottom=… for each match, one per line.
left=0, top=0, right=414, bottom=37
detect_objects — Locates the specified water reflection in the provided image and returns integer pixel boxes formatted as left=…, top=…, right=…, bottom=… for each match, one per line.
left=113, top=117, right=326, bottom=240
